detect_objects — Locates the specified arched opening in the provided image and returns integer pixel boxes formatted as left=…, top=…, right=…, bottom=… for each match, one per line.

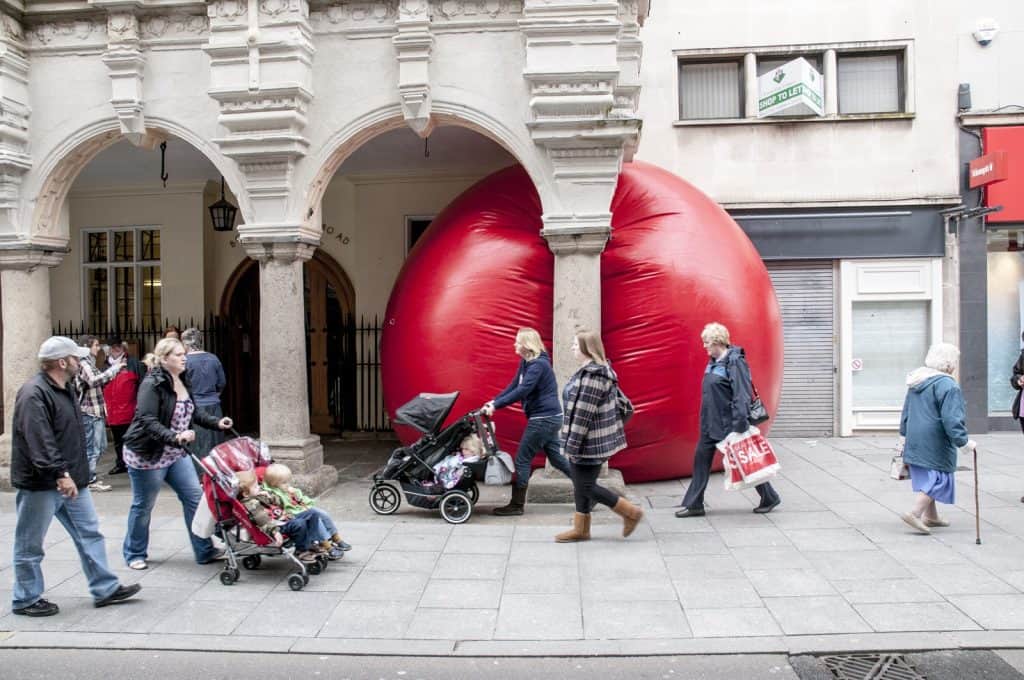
left=219, top=250, right=356, bottom=435
left=44, top=128, right=246, bottom=402
left=307, top=122, right=519, bottom=433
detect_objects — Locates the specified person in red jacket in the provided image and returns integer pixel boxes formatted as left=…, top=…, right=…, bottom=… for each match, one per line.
left=102, top=337, right=145, bottom=475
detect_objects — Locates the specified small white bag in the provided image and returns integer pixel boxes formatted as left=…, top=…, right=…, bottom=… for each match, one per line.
left=890, top=440, right=909, bottom=480
left=191, top=496, right=217, bottom=538
left=484, top=451, right=515, bottom=485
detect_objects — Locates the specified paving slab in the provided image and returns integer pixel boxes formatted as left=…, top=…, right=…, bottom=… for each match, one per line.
left=686, top=607, right=783, bottom=638
left=582, top=600, right=690, bottom=639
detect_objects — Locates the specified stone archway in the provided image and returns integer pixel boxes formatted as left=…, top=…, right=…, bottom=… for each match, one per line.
left=219, top=249, right=356, bottom=435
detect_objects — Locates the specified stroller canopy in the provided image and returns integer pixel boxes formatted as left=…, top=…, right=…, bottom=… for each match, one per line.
left=394, top=391, right=459, bottom=434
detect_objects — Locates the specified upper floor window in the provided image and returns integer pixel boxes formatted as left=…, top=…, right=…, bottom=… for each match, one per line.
left=82, top=226, right=162, bottom=333
left=676, top=42, right=911, bottom=123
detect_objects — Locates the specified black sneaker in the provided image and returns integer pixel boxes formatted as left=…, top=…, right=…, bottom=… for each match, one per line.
left=94, top=583, right=142, bottom=608
left=12, top=598, right=59, bottom=617
left=753, top=499, right=781, bottom=514
left=108, top=465, right=127, bottom=475
left=674, top=506, right=706, bottom=518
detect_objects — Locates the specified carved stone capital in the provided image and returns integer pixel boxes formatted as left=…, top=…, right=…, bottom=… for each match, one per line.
left=0, top=246, right=65, bottom=272
left=240, top=238, right=317, bottom=264
left=102, top=11, right=146, bottom=135
left=542, top=216, right=610, bottom=256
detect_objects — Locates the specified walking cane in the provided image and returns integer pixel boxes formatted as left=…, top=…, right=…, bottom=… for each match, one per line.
left=973, top=446, right=981, bottom=546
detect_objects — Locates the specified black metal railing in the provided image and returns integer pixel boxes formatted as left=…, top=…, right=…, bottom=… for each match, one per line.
left=53, top=313, right=391, bottom=434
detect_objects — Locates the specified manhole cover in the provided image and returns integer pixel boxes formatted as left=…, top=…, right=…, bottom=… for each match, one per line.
left=821, top=653, right=925, bottom=680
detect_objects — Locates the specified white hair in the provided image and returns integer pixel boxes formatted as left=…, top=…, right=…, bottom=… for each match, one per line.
left=924, top=343, right=960, bottom=375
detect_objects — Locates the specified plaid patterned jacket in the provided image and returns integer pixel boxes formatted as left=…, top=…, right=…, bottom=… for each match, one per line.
left=76, top=355, right=121, bottom=419
left=561, top=361, right=627, bottom=463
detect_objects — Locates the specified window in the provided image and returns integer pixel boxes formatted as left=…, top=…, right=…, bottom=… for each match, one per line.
left=837, top=52, right=903, bottom=114
left=405, top=216, right=433, bottom=255
left=678, top=60, right=743, bottom=120
left=82, top=227, right=161, bottom=333
left=676, top=42, right=911, bottom=122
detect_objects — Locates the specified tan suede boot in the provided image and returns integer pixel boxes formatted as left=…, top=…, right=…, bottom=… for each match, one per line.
left=555, top=512, right=591, bottom=543
left=612, top=497, right=644, bottom=538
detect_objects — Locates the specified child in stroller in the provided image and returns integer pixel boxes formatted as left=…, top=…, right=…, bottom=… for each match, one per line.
left=263, top=463, right=353, bottom=553
left=369, top=391, right=499, bottom=524
left=236, top=470, right=344, bottom=562
left=193, top=437, right=330, bottom=591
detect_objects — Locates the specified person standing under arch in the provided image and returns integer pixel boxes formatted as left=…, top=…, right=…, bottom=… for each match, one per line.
left=182, top=328, right=227, bottom=458
left=482, top=327, right=572, bottom=516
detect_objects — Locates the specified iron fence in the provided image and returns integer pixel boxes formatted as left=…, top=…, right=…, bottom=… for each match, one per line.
left=52, top=312, right=229, bottom=360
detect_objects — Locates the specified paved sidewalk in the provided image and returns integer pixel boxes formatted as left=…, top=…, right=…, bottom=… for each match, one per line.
left=1, top=434, right=1023, bottom=656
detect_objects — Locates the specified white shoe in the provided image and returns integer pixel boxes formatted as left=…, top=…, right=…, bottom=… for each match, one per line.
left=901, top=513, right=931, bottom=534
left=128, top=559, right=148, bottom=570
left=88, top=479, right=112, bottom=492
left=923, top=516, right=950, bottom=528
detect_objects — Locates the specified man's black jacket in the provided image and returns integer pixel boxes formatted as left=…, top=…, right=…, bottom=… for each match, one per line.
left=11, top=371, right=90, bottom=490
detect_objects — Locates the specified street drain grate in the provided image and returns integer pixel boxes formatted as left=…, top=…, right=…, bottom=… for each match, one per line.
left=821, top=653, right=925, bottom=680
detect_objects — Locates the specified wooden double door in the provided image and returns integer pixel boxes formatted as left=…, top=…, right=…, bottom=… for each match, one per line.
left=222, top=250, right=355, bottom=435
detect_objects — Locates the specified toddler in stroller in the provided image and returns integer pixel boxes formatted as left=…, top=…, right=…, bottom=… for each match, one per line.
left=193, top=436, right=330, bottom=590
left=262, top=463, right=352, bottom=554
left=236, top=470, right=344, bottom=562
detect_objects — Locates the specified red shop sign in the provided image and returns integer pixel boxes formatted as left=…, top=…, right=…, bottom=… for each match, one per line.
left=969, top=151, right=1009, bottom=189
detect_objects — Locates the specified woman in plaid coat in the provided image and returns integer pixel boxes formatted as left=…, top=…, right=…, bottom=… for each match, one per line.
left=555, top=330, right=644, bottom=542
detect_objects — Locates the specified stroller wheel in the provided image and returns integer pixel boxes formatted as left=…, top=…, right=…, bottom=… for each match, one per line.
left=369, top=484, right=401, bottom=515
left=316, top=554, right=329, bottom=571
left=242, top=555, right=261, bottom=570
left=287, top=574, right=305, bottom=591
left=219, top=568, right=239, bottom=586
left=467, top=483, right=479, bottom=505
left=307, top=560, right=323, bottom=575
left=440, top=490, right=473, bottom=524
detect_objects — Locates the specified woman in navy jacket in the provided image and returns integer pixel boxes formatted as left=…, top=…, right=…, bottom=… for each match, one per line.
left=482, top=327, right=572, bottom=515
left=676, top=322, right=781, bottom=518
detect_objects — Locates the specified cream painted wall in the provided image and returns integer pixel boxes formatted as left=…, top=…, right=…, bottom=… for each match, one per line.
left=50, top=185, right=209, bottom=326
left=957, top=1, right=1024, bottom=111
left=636, top=0, right=962, bottom=206
left=203, top=181, right=247, bottom=315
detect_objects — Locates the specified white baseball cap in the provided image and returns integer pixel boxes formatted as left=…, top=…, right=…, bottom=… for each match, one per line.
left=38, top=336, right=90, bottom=361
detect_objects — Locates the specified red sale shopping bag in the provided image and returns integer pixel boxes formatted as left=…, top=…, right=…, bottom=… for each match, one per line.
left=717, top=426, right=780, bottom=490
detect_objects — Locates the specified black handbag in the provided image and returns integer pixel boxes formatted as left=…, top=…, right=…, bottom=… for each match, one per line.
left=615, top=386, right=635, bottom=425
left=749, top=383, right=770, bottom=425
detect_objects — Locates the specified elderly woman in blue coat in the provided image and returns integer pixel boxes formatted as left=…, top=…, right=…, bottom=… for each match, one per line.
left=899, top=343, right=976, bottom=534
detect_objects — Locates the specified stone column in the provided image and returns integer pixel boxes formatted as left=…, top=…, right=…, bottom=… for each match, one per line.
left=243, top=241, right=336, bottom=495
left=0, top=249, right=63, bottom=487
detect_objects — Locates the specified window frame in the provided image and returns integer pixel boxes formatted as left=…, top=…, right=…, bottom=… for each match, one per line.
left=80, top=225, right=162, bottom=332
left=676, top=56, right=746, bottom=121
left=675, top=39, right=914, bottom=126
left=835, top=49, right=906, bottom=116
left=405, top=215, right=434, bottom=256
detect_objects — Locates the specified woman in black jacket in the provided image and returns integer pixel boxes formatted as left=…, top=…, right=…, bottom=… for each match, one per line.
left=675, top=322, right=781, bottom=518
left=121, top=338, right=233, bottom=570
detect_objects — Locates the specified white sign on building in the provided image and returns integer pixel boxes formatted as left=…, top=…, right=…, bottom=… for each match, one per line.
left=757, top=57, right=824, bottom=118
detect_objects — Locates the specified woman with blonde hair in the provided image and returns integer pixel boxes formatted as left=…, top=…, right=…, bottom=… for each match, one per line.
left=482, top=327, right=572, bottom=515
left=121, top=337, right=234, bottom=569
left=676, top=322, right=781, bottom=518
left=555, top=329, right=643, bottom=542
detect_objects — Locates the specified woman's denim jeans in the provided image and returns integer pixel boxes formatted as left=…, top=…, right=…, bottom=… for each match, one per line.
left=512, top=415, right=571, bottom=488
left=124, top=456, right=217, bottom=564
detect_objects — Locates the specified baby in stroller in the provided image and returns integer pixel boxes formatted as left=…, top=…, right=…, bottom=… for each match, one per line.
left=236, top=470, right=345, bottom=562
left=262, top=463, right=352, bottom=553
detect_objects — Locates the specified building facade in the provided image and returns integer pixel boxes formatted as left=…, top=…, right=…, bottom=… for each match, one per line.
left=0, top=0, right=650, bottom=490
left=636, top=0, right=1023, bottom=436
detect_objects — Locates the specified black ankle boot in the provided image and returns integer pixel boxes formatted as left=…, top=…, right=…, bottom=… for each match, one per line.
left=493, top=485, right=528, bottom=516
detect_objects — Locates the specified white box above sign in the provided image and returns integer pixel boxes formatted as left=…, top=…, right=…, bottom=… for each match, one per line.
left=757, top=57, right=824, bottom=118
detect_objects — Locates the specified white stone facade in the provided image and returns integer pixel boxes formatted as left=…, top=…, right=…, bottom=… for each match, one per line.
left=0, top=0, right=650, bottom=489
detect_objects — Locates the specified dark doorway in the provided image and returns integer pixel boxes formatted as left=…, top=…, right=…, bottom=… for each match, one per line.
left=221, top=250, right=355, bottom=435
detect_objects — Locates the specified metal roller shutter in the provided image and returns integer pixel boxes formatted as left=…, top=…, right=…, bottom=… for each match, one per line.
left=766, top=261, right=836, bottom=436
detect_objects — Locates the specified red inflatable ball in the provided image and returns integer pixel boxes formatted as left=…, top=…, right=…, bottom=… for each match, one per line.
left=381, top=162, right=783, bottom=483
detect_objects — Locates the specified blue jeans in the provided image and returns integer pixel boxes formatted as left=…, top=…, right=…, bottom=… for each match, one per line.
left=513, top=415, right=571, bottom=489
left=12, top=488, right=120, bottom=609
left=124, top=456, right=217, bottom=564
left=81, top=413, right=107, bottom=478
left=280, top=510, right=332, bottom=551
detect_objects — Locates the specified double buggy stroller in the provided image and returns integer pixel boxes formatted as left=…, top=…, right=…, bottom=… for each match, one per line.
left=193, top=437, right=330, bottom=591
left=369, top=392, right=500, bottom=524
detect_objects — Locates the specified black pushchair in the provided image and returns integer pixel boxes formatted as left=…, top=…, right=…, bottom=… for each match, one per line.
left=369, top=391, right=499, bottom=524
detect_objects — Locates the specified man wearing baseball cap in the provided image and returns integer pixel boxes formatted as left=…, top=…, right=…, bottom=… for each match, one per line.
left=10, top=336, right=141, bottom=616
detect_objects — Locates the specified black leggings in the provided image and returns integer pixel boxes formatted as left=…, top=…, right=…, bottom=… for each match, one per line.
left=571, top=462, right=620, bottom=513
left=1019, top=418, right=1024, bottom=435
left=110, top=423, right=130, bottom=468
